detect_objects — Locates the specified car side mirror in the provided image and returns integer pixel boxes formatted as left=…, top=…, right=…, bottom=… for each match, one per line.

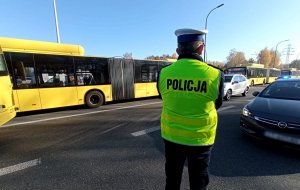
left=252, top=91, right=260, bottom=97
left=232, top=81, right=239, bottom=84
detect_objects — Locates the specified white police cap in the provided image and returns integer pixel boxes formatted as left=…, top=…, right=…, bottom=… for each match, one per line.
left=175, top=28, right=208, bottom=43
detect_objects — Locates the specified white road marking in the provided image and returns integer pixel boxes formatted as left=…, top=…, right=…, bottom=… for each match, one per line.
left=217, top=105, right=235, bottom=112
left=2, top=102, right=161, bottom=127
left=131, top=126, right=160, bottom=136
left=99, top=124, right=123, bottom=135
left=0, top=158, right=41, bottom=177
left=131, top=105, right=235, bottom=136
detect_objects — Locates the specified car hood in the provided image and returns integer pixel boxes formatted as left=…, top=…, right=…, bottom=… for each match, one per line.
left=247, top=97, right=300, bottom=123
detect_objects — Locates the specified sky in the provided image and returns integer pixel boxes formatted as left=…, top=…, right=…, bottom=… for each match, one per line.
left=0, top=0, right=299, bottom=64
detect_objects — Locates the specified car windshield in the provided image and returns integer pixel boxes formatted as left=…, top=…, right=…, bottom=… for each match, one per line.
left=224, top=76, right=233, bottom=82
left=259, top=81, right=300, bottom=100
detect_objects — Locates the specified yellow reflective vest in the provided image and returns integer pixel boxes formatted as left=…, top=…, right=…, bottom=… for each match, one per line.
left=158, top=58, right=220, bottom=146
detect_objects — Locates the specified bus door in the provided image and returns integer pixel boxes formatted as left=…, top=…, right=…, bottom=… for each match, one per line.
left=109, top=58, right=134, bottom=100
left=8, top=52, right=42, bottom=112
left=35, top=54, right=78, bottom=109
left=0, top=49, right=16, bottom=126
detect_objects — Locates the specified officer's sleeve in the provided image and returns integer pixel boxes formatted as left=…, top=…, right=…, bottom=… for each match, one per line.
left=215, top=70, right=224, bottom=110
left=157, top=70, right=162, bottom=99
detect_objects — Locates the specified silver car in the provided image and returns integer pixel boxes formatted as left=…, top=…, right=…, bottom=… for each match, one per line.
left=224, top=74, right=249, bottom=100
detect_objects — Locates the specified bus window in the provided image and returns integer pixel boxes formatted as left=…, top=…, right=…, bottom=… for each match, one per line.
left=35, top=54, right=75, bottom=87
left=135, top=60, right=158, bottom=82
left=248, top=69, right=255, bottom=78
left=10, top=53, right=37, bottom=89
left=226, top=67, right=247, bottom=76
left=147, top=64, right=158, bottom=82
left=74, top=57, right=109, bottom=85
left=134, top=60, right=143, bottom=82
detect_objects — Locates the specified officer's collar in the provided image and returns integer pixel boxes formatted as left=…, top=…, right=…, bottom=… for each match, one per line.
left=178, top=53, right=204, bottom=62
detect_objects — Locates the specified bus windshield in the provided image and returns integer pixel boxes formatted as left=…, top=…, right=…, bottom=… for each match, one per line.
left=226, top=67, right=247, bottom=76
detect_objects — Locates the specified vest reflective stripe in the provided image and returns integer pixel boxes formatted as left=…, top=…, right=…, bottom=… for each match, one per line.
left=161, top=123, right=217, bottom=145
left=161, top=111, right=217, bottom=127
left=159, top=58, right=220, bottom=146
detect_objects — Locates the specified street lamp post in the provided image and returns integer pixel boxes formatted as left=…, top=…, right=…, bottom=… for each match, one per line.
left=53, top=0, right=61, bottom=43
left=273, top=39, right=289, bottom=68
left=204, top=3, right=224, bottom=62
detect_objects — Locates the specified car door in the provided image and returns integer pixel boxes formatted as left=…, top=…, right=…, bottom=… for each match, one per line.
left=240, top=75, right=248, bottom=92
left=235, top=76, right=243, bottom=93
left=231, top=76, right=240, bottom=95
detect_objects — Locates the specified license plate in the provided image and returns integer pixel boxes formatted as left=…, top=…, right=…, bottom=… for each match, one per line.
left=264, top=131, right=300, bottom=145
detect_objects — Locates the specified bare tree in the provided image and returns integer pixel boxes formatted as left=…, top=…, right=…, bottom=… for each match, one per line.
left=123, top=52, right=133, bottom=59
left=225, top=49, right=247, bottom=68
left=207, top=61, right=225, bottom=69
left=171, top=53, right=178, bottom=59
left=258, top=48, right=271, bottom=68
left=248, top=58, right=255, bottom=63
left=145, top=53, right=177, bottom=60
left=269, top=50, right=281, bottom=68
left=289, top=60, right=300, bottom=69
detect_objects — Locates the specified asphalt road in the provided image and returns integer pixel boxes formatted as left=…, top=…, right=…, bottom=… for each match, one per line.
left=1, top=85, right=300, bottom=190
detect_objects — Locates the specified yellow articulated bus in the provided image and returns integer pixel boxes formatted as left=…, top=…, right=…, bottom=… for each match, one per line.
left=225, top=66, right=281, bottom=86
left=0, top=37, right=171, bottom=113
left=0, top=47, right=16, bottom=125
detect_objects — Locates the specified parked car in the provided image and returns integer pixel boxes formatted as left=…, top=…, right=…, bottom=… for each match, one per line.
left=223, top=74, right=249, bottom=100
left=240, top=78, right=300, bottom=148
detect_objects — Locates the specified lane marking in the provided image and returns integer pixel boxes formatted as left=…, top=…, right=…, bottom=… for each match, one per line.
left=131, top=105, right=235, bottom=136
left=0, top=158, right=41, bottom=177
left=99, top=124, right=123, bottom=135
left=217, top=105, right=235, bottom=112
left=131, top=126, right=160, bottom=136
left=3, top=102, right=161, bottom=127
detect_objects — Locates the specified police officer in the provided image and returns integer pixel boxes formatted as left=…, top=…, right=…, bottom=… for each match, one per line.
left=157, top=28, right=224, bottom=190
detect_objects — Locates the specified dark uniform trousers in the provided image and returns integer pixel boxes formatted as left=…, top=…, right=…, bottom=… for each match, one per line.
left=164, top=139, right=213, bottom=190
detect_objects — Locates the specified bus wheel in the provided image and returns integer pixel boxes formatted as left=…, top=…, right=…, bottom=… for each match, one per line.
left=251, top=80, right=254, bottom=86
left=224, top=89, right=232, bottom=100
left=85, top=91, right=104, bottom=108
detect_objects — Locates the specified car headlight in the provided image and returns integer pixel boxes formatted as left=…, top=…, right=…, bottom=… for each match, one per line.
left=242, top=107, right=253, bottom=117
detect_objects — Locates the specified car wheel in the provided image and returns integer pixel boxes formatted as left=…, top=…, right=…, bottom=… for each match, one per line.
left=224, top=89, right=232, bottom=100
left=242, top=86, right=249, bottom=96
left=85, top=90, right=104, bottom=108
left=251, top=80, right=254, bottom=86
